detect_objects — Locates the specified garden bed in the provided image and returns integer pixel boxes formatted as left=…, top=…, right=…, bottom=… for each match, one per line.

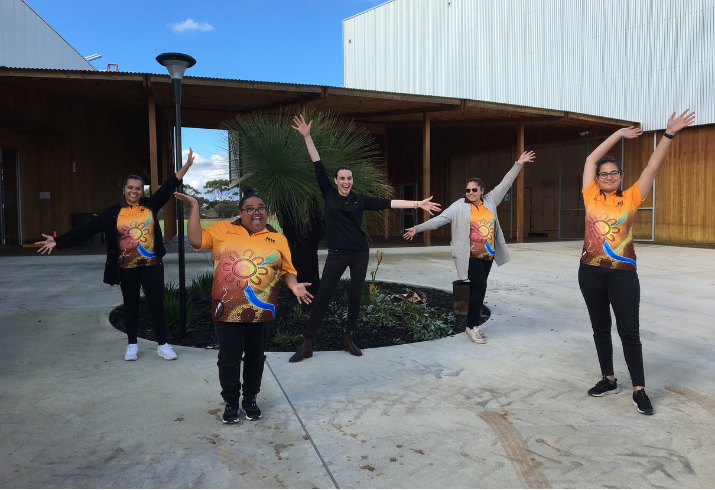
left=109, top=279, right=489, bottom=351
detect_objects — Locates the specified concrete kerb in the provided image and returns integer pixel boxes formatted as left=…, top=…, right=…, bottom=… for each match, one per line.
left=1, top=242, right=714, bottom=488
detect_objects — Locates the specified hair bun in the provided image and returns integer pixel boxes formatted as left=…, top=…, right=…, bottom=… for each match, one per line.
left=241, top=185, right=256, bottom=195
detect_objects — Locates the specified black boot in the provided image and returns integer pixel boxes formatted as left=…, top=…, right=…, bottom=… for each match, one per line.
left=342, top=331, right=362, bottom=357
left=289, top=338, right=313, bottom=363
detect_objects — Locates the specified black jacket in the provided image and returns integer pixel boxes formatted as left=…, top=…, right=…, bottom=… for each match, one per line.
left=54, top=175, right=181, bottom=286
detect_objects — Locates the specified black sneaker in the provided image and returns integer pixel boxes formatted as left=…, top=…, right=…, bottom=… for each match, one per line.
left=588, top=376, right=619, bottom=396
left=241, top=395, right=262, bottom=420
left=222, top=402, right=240, bottom=424
left=632, top=389, right=654, bottom=415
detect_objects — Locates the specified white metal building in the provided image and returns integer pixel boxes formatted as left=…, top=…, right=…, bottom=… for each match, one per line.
left=0, top=0, right=95, bottom=71
left=343, top=0, right=714, bottom=131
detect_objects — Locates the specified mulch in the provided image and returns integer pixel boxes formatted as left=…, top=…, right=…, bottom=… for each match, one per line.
left=108, top=281, right=486, bottom=351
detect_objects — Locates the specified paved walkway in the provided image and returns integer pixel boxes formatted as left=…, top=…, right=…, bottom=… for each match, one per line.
left=1, top=242, right=714, bottom=488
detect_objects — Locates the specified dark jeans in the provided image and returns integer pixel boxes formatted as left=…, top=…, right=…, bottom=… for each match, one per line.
left=303, top=249, right=369, bottom=340
left=214, top=321, right=269, bottom=403
left=119, top=264, right=167, bottom=345
left=578, top=263, right=644, bottom=387
left=467, top=257, right=493, bottom=326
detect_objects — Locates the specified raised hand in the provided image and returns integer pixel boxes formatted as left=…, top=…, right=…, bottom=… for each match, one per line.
left=419, top=196, right=441, bottom=216
left=186, top=147, right=195, bottom=166
left=291, top=282, right=314, bottom=305
left=666, top=109, right=696, bottom=134
left=291, top=114, right=313, bottom=137
left=618, top=126, right=643, bottom=139
left=174, top=192, right=198, bottom=207
left=517, top=151, right=536, bottom=164
left=35, top=234, right=57, bottom=255
left=403, top=227, right=417, bottom=241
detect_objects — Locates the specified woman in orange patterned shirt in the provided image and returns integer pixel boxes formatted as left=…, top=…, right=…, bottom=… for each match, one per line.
left=579, top=110, right=695, bottom=415
left=177, top=185, right=313, bottom=424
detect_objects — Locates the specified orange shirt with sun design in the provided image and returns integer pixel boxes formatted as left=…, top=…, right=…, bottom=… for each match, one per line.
left=195, top=220, right=296, bottom=323
left=469, top=203, right=496, bottom=261
left=580, top=180, right=646, bottom=271
left=117, top=204, right=160, bottom=268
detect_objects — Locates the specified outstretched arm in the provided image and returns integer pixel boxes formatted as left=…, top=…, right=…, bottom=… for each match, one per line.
left=291, top=114, right=320, bottom=162
left=637, top=109, right=695, bottom=196
left=391, top=197, right=442, bottom=216
left=173, top=192, right=202, bottom=249
left=35, top=234, right=57, bottom=254
left=583, top=127, right=642, bottom=189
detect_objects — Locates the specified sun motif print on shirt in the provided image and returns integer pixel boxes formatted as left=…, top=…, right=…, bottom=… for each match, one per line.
left=580, top=180, right=645, bottom=271
left=222, top=249, right=269, bottom=290
left=469, top=204, right=496, bottom=260
left=117, top=206, right=158, bottom=268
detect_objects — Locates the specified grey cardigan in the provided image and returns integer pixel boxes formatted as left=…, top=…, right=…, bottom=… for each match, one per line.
left=414, top=162, right=523, bottom=280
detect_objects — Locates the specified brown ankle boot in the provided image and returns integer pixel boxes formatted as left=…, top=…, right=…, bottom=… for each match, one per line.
left=289, top=338, right=313, bottom=363
left=342, top=332, right=362, bottom=357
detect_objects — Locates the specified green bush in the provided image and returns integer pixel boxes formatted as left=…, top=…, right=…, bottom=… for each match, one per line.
left=190, top=271, right=213, bottom=301
left=163, top=281, right=199, bottom=332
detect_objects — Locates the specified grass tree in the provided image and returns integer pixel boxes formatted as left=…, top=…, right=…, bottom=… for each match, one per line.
left=222, top=110, right=393, bottom=296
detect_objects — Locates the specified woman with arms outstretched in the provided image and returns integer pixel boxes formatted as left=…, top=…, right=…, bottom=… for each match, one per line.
left=578, top=110, right=695, bottom=415
left=404, top=151, right=536, bottom=344
left=289, top=114, right=441, bottom=362
left=36, top=150, right=196, bottom=361
left=176, top=186, right=312, bottom=423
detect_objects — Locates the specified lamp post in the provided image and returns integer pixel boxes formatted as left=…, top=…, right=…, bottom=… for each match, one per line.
left=156, top=52, right=196, bottom=339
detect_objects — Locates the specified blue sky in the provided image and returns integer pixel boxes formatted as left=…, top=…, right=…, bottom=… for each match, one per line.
left=26, top=0, right=383, bottom=191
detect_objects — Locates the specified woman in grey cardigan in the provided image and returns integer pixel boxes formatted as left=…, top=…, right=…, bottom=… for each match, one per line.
left=403, top=151, right=535, bottom=344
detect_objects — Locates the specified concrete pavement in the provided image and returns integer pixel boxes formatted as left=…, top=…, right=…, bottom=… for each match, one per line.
left=1, top=242, right=714, bottom=488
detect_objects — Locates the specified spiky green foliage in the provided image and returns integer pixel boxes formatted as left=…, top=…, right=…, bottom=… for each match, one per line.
left=221, top=109, right=394, bottom=239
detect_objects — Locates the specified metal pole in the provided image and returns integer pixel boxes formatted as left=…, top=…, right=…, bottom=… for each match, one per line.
left=172, top=77, right=186, bottom=339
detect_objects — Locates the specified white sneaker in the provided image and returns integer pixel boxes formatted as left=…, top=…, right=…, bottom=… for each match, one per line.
left=125, top=344, right=138, bottom=361
left=157, top=344, right=177, bottom=360
left=465, top=327, right=486, bottom=344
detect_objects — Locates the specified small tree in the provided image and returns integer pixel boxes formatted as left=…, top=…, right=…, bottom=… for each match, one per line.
left=222, top=110, right=393, bottom=296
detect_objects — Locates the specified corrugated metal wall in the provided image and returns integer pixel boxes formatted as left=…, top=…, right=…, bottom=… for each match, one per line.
left=343, top=0, right=714, bottom=131
left=0, top=0, right=95, bottom=71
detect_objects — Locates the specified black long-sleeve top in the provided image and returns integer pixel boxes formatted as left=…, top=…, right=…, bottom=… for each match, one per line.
left=54, top=175, right=181, bottom=285
left=314, top=160, right=391, bottom=252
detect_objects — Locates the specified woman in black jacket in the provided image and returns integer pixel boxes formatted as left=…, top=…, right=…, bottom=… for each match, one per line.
left=36, top=150, right=195, bottom=361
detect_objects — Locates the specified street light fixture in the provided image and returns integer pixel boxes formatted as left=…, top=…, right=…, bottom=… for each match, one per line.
left=156, top=52, right=196, bottom=339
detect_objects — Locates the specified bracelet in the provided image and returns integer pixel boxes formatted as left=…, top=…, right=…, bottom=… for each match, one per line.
left=663, top=132, right=675, bottom=139
left=414, top=201, right=419, bottom=209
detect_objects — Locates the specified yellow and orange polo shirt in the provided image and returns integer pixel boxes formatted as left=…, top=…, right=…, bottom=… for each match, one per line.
left=580, top=180, right=646, bottom=270
left=194, top=220, right=296, bottom=323
left=469, top=202, right=496, bottom=261
left=117, top=203, right=160, bottom=268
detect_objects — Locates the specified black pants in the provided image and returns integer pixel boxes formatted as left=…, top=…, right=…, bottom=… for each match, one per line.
left=214, top=321, right=269, bottom=403
left=119, top=264, right=167, bottom=345
left=467, top=257, right=493, bottom=327
left=578, top=263, right=644, bottom=387
left=303, top=249, right=369, bottom=340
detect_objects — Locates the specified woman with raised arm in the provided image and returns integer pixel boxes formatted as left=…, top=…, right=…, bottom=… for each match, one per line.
left=578, top=110, right=695, bottom=416
left=35, top=150, right=196, bottom=362
left=289, top=114, right=441, bottom=362
left=403, top=151, right=535, bottom=344
left=175, top=186, right=312, bottom=424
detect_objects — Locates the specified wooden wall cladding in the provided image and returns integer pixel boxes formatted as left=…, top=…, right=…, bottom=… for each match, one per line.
left=0, top=84, right=145, bottom=242
left=650, top=125, right=715, bottom=243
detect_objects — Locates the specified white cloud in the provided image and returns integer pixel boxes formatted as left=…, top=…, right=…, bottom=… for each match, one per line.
left=168, top=18, right=215, bottom=34
left=181, top=150, right=228, bottom=194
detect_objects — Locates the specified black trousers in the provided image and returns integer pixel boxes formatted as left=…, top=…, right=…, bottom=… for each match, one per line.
left=119, top=264, right=167, bottom=345
left=578, top=263, right=644, bottom=387
left=214, top=321, right=269, bottom=403
left=303, top=249, right=369, bottom=340
left=467, top=257, right=493, bottom=327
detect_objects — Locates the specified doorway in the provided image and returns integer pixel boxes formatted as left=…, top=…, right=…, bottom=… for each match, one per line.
left=400, top=182, right=421, bottom=231
left=0, top=146, right=21, bottom=246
